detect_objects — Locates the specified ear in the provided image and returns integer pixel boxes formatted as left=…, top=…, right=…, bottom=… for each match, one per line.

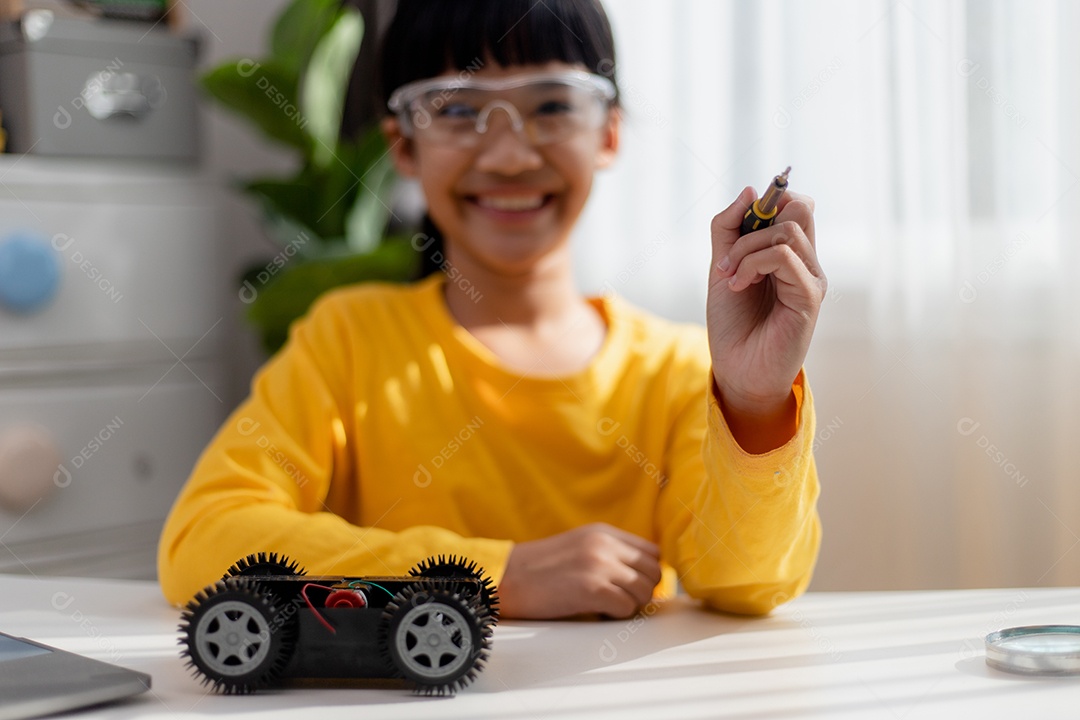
left=595, top=107, right=621, bottom=170
left=381, top=116, right=418, bottom=178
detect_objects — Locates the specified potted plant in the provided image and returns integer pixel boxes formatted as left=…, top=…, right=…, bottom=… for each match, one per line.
left=200, top=0, right=418, bottom=353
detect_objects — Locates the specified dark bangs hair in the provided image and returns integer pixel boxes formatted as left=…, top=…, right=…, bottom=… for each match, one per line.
left=378, top=0, right=621, bottom=111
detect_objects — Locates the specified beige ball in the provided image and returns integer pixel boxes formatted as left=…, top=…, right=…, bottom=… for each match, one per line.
left=0, top=424, right=63, bottom=514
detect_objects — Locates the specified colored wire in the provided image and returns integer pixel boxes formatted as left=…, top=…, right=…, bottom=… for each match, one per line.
left=301, top=583, right=337, bottom=634
left=350, top=580, right=396, bottom=599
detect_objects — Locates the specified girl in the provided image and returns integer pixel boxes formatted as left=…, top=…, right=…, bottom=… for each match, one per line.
left=159, top=0, right=826, bottom=619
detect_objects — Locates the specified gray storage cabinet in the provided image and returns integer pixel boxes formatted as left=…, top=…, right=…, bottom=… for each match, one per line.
left=0, top=13, right=198, bottom=160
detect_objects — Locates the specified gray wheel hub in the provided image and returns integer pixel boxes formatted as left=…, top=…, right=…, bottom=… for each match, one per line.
left=195, top=600, right=272, bottom=677
left=393, top=602, right=472, bottom=680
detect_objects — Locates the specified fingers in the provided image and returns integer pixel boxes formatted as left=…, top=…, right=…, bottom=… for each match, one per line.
left=775, top=190, right=815, bottom=220
left=714, top=190, right=821, bottom=298
left=719, top=222, right=822, bottom=291
left=710, top=186, right=757, bottom=261
left=576, top=524, right=662, bottom=618
left=582, top=558, right=658, bottom=619
left=595, top=577, right=654, bottom=619
left=620, top=544, right=663, bottom=586
left=587, top=522, right=660, bottom=559
left=726, top=245, right=827, bottom=315
left=725, top=198, right=816, bottom=271
left=712, top=190, right=817, bottom=280
left=773, top=195, right=816, bottom=249
left=609, top=543, right=663, bottom=604
left=607, top=559, right=662, bottom=613
left=499, top=523, right=664, bottom=620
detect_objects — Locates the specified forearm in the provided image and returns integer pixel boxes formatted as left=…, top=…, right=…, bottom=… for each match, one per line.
left=662, top=371, right=821, bottom=615
left=678, top=478, right=820, bottom=615
left=158, top=496, right=513, bottom=606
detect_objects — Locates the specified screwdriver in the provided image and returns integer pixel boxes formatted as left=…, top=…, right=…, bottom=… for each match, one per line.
left=740, top=166, right=791, bottom=236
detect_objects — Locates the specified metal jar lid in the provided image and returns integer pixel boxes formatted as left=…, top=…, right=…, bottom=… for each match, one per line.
left=985, top=625, right=1080, bottom=675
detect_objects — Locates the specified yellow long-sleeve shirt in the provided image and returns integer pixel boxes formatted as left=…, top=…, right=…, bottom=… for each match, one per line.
left=158, top=274, right=820, bottom=614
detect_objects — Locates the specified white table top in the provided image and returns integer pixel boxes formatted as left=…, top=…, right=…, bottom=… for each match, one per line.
left=2, top=574, right=1079, bottom=719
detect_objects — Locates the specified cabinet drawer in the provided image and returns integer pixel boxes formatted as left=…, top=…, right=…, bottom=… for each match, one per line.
left=0, top=157, right=223, bottom=356
left=0, top=362, right=224, bottom=546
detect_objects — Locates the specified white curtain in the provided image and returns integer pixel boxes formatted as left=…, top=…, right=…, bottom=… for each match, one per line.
left=573, top=0, right=1080, bottom=590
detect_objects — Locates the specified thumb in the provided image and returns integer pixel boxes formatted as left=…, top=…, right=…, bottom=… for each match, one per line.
left=710, top=186, right=757, bottom=264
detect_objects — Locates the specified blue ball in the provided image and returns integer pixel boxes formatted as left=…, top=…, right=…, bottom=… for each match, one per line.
left=0, top=232, right=61, bottom=314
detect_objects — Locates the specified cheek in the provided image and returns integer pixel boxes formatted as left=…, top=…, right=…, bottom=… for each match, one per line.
left=556, top=134, right=606, bottom=184
left=555, top=154, right=597, bottom=202
left=414, top=147, right=470, bottom=200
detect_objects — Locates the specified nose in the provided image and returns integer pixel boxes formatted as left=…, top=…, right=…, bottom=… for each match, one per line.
left=473, top=109, right=543, bottom=175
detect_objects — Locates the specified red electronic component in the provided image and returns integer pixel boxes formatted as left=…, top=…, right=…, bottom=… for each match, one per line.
left=326, top=589, right=367, bottom=608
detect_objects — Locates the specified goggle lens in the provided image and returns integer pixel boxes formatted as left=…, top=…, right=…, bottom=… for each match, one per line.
left=391, top=73, right=615, bottom=147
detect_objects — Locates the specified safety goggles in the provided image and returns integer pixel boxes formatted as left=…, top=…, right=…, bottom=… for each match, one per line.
left=387, top=70, right=617, bottom=148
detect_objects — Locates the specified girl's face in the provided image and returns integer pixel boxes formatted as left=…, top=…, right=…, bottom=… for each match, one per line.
left=383, top=61, right=620, bottom=277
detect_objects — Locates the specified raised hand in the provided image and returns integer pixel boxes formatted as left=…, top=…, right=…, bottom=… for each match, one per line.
left=706, top=187, right=826, bottom=451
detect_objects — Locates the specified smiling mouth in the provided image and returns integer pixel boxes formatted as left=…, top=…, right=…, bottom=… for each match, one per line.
left=468, top=194, right=556, bottom=213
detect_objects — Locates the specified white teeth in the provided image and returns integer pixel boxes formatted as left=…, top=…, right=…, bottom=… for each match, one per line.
left=476, top=195, right=546, bottom=212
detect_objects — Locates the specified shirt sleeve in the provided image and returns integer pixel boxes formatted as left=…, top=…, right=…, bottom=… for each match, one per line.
left=157, top=296, right=512, bottom=606
left=655, top=368, right=821, bottom=616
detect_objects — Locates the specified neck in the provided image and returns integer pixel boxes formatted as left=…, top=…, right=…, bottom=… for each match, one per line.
left=441, top=242, right=589, bottom=329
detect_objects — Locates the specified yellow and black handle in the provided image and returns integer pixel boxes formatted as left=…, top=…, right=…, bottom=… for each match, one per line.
left=740, top=166, right=791, bottom=236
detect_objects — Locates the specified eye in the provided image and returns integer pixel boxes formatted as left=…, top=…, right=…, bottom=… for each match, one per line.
left=536, top=100, right=573, bottom=115
left=437, top=103, right=479, bottom=119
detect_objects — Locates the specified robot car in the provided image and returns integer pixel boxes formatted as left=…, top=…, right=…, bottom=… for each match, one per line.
left=178, top=553, right=498, bottom=696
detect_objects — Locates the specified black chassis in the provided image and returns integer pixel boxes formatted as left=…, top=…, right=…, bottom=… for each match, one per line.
left=179, top=554, right=498, bottom=696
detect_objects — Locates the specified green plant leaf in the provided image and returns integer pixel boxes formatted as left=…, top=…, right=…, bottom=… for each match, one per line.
left=245, top=175, right=325, bottom=245
left=336, top=126, right=396, bottom=253
left=301, top=8, right=365, bottom=169
left=245, top=239, right=421, bottom=354
left=201, top=60, right=309, bottom=152
left=201, top=1, right=415, bottom=353
left=256, top=203, right=322, bottom=259
left=344, top=151, right=395, bottom=254
left=245, top=148, right=370, bottom=244
left=270, top=0, right=343, bottom=79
